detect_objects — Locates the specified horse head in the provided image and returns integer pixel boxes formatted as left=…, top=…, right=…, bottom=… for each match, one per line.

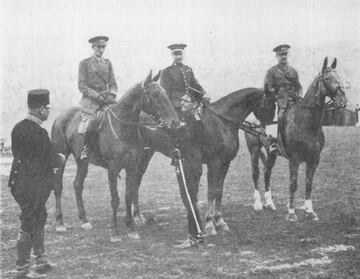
left=320, top=57, right=347, bottom=109
left=141, top=70, right=180, bottom=128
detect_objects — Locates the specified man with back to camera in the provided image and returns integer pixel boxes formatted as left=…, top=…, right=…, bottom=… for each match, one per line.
left=9, top=89, right=63, bottom=278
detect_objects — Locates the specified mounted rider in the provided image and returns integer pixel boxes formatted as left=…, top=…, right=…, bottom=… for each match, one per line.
left=264, top=44, right=303, bottom=154
left=78, top=36, right=118, bottom=159
left=160, top=43, right=208, bottom=114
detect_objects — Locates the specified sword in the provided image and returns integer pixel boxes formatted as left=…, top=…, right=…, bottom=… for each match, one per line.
left=173, top=148, right=202, bottom=236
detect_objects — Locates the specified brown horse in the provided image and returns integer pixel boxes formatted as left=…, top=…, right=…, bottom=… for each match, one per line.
left=131, top=88, right=272, bottom=240
left=51, top=71, right=180, bottom=241
left=245, top=58, right=347, bottom=221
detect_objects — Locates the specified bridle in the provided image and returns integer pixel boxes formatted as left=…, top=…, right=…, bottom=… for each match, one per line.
left=318, top=70, right=345, bottom=111
left=106, top=84, right=167, bottom=141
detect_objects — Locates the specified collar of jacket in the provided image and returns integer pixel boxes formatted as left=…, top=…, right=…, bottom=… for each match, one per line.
left=92, top=55, right=105, bottom=62
left=27, top=113, right=43, bottom=126
left=172, top=62, right=184, bottom=67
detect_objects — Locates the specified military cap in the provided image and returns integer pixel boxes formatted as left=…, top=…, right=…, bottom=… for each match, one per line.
left=167, top=43, right=187, bottom=52
left=88, top=36, right=109, bottom=45
left=27, top=89, right=50, bottom=108
left=273, top=44, right=290, bottom=54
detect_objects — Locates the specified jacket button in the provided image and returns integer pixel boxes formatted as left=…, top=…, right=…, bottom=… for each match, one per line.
left=14, top=170, right=17, bottom=174
left=18, top=160, right=21, bottom=163
left=11, top=181, right=14, bottom=184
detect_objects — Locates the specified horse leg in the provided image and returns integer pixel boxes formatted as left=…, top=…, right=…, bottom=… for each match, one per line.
left=133, top=151, right=154, bottom=226
left=204, top=160, right=219, bottom=237
left=250, top=147, right=263, bottom=211
left=213, top=162, right=231, bottom=233
left=286, top=158, right=300, bottom=222
left=73, top=158, right=92, bottom=230
left=303, top=157, right=320, bottom=221
left=54, top=155, right=69, bottom=233
left=125, top=166, right=141, bottom=240
left=264, top=152, right=277, bottom=210
left=108, top=160, right=122, bottom=242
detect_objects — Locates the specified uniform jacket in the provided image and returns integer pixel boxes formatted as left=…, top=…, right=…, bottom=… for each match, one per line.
left=160, top=62, right=205, bottom=108
left=78, top=56, right=118, bottom=114
left=264, top=63, right=302, bottom=109
left=8, top=118, right=57, bottom=192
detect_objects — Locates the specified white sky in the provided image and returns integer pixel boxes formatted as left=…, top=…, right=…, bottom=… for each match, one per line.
left=0, top=0, right=359, bottom=111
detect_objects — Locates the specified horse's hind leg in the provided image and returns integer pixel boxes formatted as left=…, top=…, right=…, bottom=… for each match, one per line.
left=74, top=157, right=92, bottom=230
left=108, top=160, right=122, bottom=242
left=125, top=166, right=141, bottom=240
left=264, top=152, right=277, bottom=210
left=204, top=160, right=219, bottom=236
left=54, top=154, right=69, bottom=233
left=286, top=158, right=300, bottom=222
left=303, top=157, right=320, bottom=221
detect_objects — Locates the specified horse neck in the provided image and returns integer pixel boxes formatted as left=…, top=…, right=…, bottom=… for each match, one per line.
left=298, top=75, right=326, bottom=127
left=210, top=89, right=261, bottom=124
left=111, top=84, right=143, bottom=122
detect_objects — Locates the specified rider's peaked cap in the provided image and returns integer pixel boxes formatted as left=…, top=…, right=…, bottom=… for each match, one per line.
left=273, top=44, right=290, bottom=54
left=167, top=43, right=187, bottom=52
left=88, top=36, right=109, bottom=45
left=27, top=89, right=50, bottom=108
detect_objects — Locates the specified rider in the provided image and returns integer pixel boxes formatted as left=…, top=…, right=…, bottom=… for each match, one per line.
left=264, top=44, right=303, bottom=154
left=160, top=43, right=207, bottom=113
left=78, top=36, right=118, bottom=159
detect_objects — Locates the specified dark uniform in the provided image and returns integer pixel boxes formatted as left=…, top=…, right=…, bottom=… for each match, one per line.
left=264, top=44, right=302, bottom=118
left=78, top=36, right=118, bottom=159
left=9, top=89, right=59, bottom=277
left=160, top=44, right=205, bottom=109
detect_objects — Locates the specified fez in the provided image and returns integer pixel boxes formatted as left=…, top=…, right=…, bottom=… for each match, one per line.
left=273, top=44, right=290, bottom=54
left=168, top=43, right=187, bottom=52
left=27, top=89, right=50, bottom=108
left=88, top=36, right=109, bottom=45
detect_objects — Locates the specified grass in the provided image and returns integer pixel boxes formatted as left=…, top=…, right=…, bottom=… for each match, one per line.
left=1, top=127, right=360, bottom=278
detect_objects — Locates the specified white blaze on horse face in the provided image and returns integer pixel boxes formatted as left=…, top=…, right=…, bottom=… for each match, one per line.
left=304, top=200, right=314, bottom=213
left=253, top=190, right=263, bottom=211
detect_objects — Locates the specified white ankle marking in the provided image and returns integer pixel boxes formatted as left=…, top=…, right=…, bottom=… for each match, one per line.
left=264, top=191, right=272, bottom=202
left=304, top=200, right=314, bottom=213
left=288, top=208, right=295, bottom=214
left=254, top=190, right=261, bottom=200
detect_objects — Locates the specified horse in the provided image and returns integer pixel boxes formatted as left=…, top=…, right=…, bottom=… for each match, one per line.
left=129, top=88, right=273, bottom=241
left=245, top=57, right=347, bottom=221
left=51, top=71, right=180, bottom=241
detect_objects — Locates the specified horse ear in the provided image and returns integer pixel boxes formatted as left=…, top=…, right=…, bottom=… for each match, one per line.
left=322, top=57, right=328, bottom=72
left=331, top=58, right=337, bottom=69
left=143, top=70, right=153, bottom=87
left=152, top=70, right=161, bottom=82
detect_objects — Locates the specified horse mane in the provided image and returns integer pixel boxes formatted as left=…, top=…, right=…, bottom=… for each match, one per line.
left=112, top=83, right=143, bottom=112
left=298, top=73, right=325, bottom=108
left=210, top=87, right=264, bottom=115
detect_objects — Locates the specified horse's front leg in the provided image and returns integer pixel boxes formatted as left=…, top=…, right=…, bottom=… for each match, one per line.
left=250, top=147, right=262, bottom=211
left=286, top=157, right=300, bottom=222
left=125, top=165, right=141, bottom=240
left=302, top=157, right=320, bottom=221
left=204, top=160, right=218, bottom=237
left=213, top=162, right=231, bottom=233
left=264, top=152, right=277, bottom=210
left=74, top=158, right=92, bottom=230
left=108, top=160, right=122, bottom=242
left=132, top=150, right=154, bottom=226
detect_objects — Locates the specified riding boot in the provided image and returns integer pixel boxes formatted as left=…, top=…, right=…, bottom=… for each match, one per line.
left=32, top=229, right=54, bottom=274
left=79, top=133, right=90, bottom=160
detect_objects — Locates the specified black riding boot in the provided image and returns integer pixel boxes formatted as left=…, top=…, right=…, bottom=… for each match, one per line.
left=33, top=229, right=55, bottom=274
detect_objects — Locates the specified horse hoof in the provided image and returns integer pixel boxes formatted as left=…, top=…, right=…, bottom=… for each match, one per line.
left=127, top=231, right=140, bottom=240
left=134, top=214, right=145, bottom=225
left=55, top=225, right=67, bottom=233
left=306, top=212, right=319, bottom=222
left=203, top=221, right=217, bottom=237
left=81, top=222, right=93, bottom=230
left=286, top=213, right=298, bottom=222
left=110, top=235, right=122, bottom=243
left=215, top=217, right=231, bottom=232
left=254, top=201, right=264, bottom=211
left=265, top=202, right=276, bottom=211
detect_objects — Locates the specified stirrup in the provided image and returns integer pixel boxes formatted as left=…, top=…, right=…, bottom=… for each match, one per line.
left=80, top=146, right=89, bottom=160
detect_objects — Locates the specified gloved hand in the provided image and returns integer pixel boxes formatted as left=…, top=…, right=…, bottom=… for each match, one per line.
left=105, top=93, right=116, bottom=104
left=95, top=93, right=106, bottom=105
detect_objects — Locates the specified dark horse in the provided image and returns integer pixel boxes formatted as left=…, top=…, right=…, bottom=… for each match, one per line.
left=130, top=88, right=272, bottom=239
left=245, top=58, right=347, bottom=221
left=51, top=71, right=180, bottom=241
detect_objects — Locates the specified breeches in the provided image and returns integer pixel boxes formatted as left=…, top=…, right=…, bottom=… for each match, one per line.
left=78, top=110, right=105, bottom=134
left=11, top=187, right=51, bottom=234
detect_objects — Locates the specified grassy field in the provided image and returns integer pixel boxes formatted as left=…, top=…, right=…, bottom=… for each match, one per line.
left=1, top=127, right=359, bottom=279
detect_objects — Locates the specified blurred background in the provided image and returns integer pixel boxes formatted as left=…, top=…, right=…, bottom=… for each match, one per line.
left=1, top=0, right=359, bottom=136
